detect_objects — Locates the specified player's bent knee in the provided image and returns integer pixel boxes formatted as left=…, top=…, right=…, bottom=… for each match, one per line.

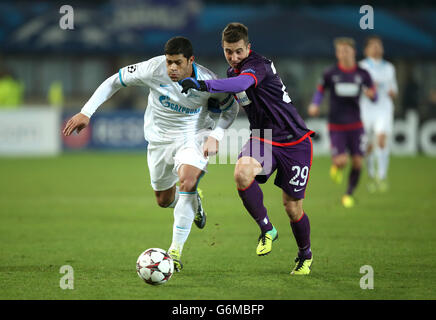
left=351, top=156, right=363, bottom=169
left=286, top=206, right=304, bottom=222
left=154, top=188, right=176, bottom=208
left=234, top=157, right=262, bottom=188
left=333, top=155, right=348, bottom=169
left=378, top=135, right=387, bottom=149
left=156, top=197, right=172, bottom=208
left=234, top=166, right=255, bottom=188
left=179, top=176, right=198, bottom=192
left=283, top=199, right=304, bottom=222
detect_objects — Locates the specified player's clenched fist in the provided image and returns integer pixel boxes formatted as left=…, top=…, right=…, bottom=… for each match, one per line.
left=203, top=136, right=219, bottom=158
left=63, top=112, right=90, bottom=136
left=180, top=77, right=207, bottom=94
left=307, top=103, right=320, bottom=117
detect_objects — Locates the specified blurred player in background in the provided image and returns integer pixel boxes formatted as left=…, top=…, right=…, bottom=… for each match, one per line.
left=308, top=37, right=376, bottom=208
left=63, top=37, right=238, bottom=272
left=359, top=35, right=398, bottom=193
left=181, top=22, right=315, bottom=275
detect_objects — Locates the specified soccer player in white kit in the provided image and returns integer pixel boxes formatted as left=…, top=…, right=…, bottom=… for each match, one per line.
left=359, top=35, right=398, bottom=192
left=63, top=37, right=238, bottom=271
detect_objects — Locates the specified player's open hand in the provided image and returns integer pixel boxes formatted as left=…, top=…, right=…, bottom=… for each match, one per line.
left=180, top=77, right=207, bottom=94
left=307, top=103, right=320, bottom=117
left=203, top=136, right=219, bottom=158
left=63, top=112, right=90, bottom=136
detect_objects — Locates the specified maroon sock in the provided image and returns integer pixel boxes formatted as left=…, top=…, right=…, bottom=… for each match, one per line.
left=237, top=180, right=273, bottom=234
left=290, top=213, right=312, bottom=259
left=346, top=168, right=361, bottom=195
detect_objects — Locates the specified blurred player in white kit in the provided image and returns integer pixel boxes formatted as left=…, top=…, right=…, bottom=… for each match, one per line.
left=63, top=37, right=238, bottom=271
left=359, top=35, right=398, bottom=192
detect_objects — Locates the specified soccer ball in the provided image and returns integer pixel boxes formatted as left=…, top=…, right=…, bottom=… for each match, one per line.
left=136, top=248, right=174, bottom=285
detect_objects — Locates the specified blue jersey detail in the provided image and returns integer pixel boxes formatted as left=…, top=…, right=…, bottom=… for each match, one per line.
left=192, top=62, right=198, bottom=79
left=119, top=69, right=127, bottom=87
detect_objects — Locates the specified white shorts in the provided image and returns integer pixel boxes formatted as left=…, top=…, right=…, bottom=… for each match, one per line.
left=361, top=107, right=393, bottom=142
left=146, top=138, right=208, bottom=191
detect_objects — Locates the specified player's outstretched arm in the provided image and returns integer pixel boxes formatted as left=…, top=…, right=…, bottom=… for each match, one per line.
left=308, top=85, right=324, bottom=117
left=63, top=113, right=90, bottom=136
left=181, top=75, right=255, bottom=94
left=62, top=73, right=125, bottom=136
left=80, top=73, right=124, bottom=118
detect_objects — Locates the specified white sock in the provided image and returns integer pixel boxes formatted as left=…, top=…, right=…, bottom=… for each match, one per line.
left=366, top=152, right=376, bottom=179
left=376, top=147, right=390, bottom=180
left=167, top=186, right=179, bottom=208
left=169, top=192, right=198, bottom=254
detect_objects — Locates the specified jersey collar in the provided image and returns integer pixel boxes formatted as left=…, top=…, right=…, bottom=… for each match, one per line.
left=192, top=62, right=198, bottom=79
left=337, top=63, right=357, bottom=73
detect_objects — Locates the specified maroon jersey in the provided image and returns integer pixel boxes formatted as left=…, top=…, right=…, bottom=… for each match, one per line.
left=227, top=51, right=313, bottom=143
left=318, top=64, right=374, bottom=130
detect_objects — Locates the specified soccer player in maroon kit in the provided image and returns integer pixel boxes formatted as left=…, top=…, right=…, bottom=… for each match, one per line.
left=308, top=37, right=376, bottom=208
left=181, top=22, right=314, bottom=275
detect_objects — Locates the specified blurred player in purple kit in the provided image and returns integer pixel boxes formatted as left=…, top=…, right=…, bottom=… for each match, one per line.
left=181, top=22, right=315, bottom=275
left=308, top=37, right=376, bottom=208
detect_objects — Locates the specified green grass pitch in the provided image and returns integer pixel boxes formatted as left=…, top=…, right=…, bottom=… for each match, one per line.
left=0, top=153, right=435, bottom=299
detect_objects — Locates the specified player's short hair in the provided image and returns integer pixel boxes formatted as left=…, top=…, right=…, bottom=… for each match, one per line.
left=164, top=36, right=193, bottom=59
left=222, top=22, right=249, bottom=44
left=364, top=35, right=382, bottom=48
left=334, top=37, right=356, bottom=49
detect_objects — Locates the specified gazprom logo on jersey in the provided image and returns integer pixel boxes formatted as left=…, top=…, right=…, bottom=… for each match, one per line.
left=159, top=95, right=201, bottom=114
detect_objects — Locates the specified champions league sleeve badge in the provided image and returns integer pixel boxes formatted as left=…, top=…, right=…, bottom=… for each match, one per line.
left=127, top=65, right=137, bottom=73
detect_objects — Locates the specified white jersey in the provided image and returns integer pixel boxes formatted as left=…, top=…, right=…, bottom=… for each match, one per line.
left=359, top=57, right=398, bottom=113
left=81, top=55, right=237, bottom=144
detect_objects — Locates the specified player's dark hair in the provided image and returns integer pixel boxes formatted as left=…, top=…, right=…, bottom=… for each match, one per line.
left=222, top=22, right=249, bottom=44
left=364, top=35, right=382, bottom=48
left=164, top=36, right=193, bottom=59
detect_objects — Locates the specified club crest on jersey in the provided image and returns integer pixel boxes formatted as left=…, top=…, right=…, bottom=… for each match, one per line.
left=354, top=75, right=362, bottom=84
left=332, top=75, right=341, bottom=82
left=159, top=95, right=201, bottom=115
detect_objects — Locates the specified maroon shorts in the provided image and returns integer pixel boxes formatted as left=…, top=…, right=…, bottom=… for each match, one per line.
left=238, top=133, right=313, bottom=199
left=329, top=127, right=365, bottom=156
